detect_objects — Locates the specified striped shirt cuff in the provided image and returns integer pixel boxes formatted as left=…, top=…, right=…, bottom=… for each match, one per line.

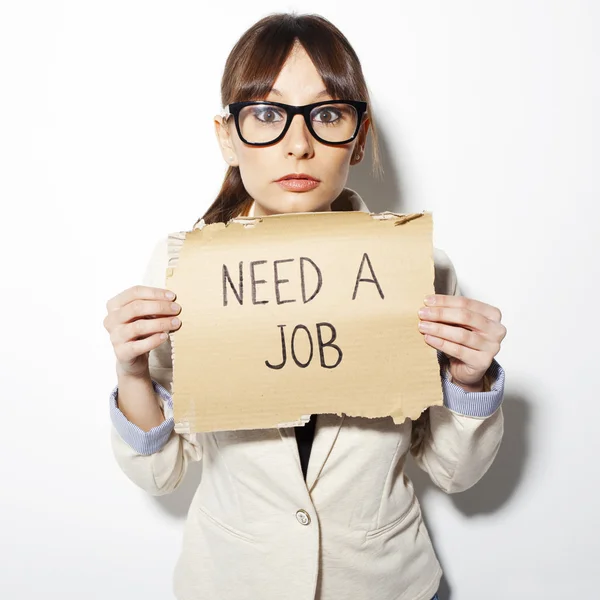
left=109, top=379, right=175, bottom=455
left=438, top=351, right=505, bottom=418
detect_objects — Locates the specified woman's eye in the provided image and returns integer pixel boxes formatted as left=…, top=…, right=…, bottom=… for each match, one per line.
left=313, top=109, right=341, bottom=124
left=254, top=107, right=284, bottom=123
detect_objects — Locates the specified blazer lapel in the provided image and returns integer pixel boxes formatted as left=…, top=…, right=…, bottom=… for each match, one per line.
left=278, top=414, right=345, bottom=493
left=306, top=413, right=344, bottom=492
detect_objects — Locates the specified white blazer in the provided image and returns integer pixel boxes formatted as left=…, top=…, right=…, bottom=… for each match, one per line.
left=110, top=188, right=504, bottom=600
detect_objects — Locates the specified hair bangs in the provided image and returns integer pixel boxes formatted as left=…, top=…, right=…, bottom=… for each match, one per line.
left=222, top=14, right=365, bottom=105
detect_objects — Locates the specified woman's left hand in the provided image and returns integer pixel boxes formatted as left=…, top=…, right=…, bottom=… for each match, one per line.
left=417, top=295, right=507, bottom=392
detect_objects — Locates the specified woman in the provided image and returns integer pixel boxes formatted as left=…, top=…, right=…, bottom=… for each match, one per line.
left=104, top=12, right=506, bottom=600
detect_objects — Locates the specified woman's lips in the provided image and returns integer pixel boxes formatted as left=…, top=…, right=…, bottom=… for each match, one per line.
left=276, top=179, right=320, bottom=191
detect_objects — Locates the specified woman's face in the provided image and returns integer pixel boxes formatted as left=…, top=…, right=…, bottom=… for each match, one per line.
left=214, top=43, right=370, bottom=216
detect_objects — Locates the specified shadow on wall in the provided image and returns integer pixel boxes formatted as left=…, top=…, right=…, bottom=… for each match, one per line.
left=406, top=393, right=532, bottom=599
left=346, top=124, right=406, bottom=214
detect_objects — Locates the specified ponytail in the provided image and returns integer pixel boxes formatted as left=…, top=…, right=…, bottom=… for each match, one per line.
left=194, top=166, right=253, bottom=227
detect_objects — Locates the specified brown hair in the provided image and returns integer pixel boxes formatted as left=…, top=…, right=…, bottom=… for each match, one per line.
left=198, top=12, right=383, bottom=227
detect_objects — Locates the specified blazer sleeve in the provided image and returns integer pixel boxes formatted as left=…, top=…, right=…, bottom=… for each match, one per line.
left=109, top=235, right=203, bottom=496
left=409, top=248, right=505, bottom=494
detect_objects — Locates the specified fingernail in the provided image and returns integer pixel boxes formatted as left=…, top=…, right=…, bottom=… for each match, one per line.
left=165, top=291, right=175, bottom=300
left=424, top=295, right=436, bottom=305
left=418, top=308, right=430, bottom=317
left=418, top=321, right=431, bottom=331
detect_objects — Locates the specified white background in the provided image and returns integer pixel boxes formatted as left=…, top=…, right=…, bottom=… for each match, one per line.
left=1, top=1, right=598, bottom=598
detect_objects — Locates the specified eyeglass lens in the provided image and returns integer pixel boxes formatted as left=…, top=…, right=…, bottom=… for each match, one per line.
left=238, top=103, right=359, bottom=144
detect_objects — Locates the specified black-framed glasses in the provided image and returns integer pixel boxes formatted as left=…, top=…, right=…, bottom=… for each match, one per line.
left=220, top=100, right=368, bottom=146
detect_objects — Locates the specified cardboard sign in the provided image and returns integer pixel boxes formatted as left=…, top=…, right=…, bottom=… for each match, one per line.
left=166, top=210, right=442, bottom=433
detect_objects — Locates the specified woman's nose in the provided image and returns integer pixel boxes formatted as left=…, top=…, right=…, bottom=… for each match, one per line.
left=283, top=114, right=314, bottom=157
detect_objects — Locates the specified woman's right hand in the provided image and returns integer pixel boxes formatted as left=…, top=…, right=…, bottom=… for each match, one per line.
left=104, top=285, right=182, bottom=379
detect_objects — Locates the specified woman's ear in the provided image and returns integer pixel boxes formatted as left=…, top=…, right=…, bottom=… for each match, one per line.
left=350, top=116, right=370, bottom=165
left=214, top=115, right=239, bottom=167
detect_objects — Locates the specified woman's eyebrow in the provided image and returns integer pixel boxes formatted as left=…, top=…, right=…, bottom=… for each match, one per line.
left=269, top=88, right=331, bottom=101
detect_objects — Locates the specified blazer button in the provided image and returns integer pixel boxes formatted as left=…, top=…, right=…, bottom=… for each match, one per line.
left=296, top=509, right=311, bottom=526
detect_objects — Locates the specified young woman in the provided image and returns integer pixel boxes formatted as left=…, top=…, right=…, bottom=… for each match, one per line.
left=104, top=13, right=507, bottom=600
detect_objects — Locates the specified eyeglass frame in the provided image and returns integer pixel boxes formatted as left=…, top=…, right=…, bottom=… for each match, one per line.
left=220, top=100, right=368, bottom=146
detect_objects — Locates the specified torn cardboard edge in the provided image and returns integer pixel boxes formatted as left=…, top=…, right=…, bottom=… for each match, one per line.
left=226, top=209, right=425, bottom=228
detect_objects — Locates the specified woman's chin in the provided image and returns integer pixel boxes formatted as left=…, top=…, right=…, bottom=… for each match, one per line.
left=273, top=192, right=332, bottom=214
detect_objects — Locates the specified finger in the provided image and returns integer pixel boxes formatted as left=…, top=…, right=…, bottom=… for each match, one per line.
left=114, top=332, right=169, bottom=364
left=418, top=305, right=490, bottom=333
left=106, top=285, right=177, bottom=313
left=422, top=335, right=488, bottom=370
left=119, top=297, right=181, bottom=325
left=424, top=294, right=502, bottom=323
left=418, top=321, right=494, bottom=352
left=112, top=315, right=181, bottom=345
